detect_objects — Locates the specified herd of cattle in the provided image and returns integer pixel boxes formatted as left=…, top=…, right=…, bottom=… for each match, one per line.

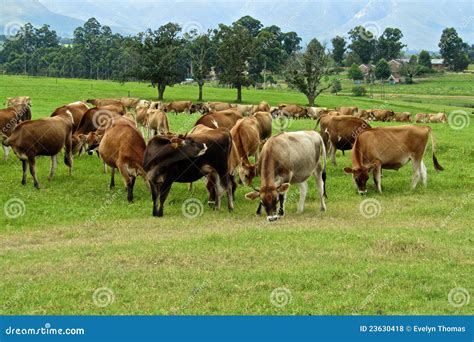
left=0, top=96, right=444, bottom=221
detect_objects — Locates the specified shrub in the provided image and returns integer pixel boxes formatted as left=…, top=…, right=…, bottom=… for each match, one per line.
left=352, top=85, right=366, bottom=96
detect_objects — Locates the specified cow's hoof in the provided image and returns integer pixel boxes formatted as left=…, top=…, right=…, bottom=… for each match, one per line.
left=21, top=180, right=26, bottom=185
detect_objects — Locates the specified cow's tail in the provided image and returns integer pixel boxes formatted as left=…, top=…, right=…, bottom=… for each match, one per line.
left=429, top=127, right=444, bottom=172
left=319, top=134, right=327, bottom=198
left=137, top=164, right=151, bottom=190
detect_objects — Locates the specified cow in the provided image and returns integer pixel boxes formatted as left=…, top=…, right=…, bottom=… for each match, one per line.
left=250, top=101, right=270, bottom=114
left=339, top=106, right=358, bottom=116
left=50, top=101, right=89, bottom=132
left=392, top=112, right=412, bottom=122
left=206, top=102, right=232, bottom=111
left=117, top=97, right=141, bottom=110
left=278, top=104, right=308, bottom=119
left=2, top=110, right=74, bottom=188
left=0, top=104, right=32, bottom=160
left=148, top=110, right=169, bottom=135
left=415, top=113, right=429, bottom=123
left=357, top=109, right=373, bottom=121
left=317, top=115, right=371, bottom=165
left=245, top=131, right=327, bottom=221
left=166, top=100, right=192, bottom=114
left=232, top=104, right=252, bottom=116
left=144, top=127, right=234, bottom=217
left=428, top=113, right=447, bottom=123
left=194, top=110, right=243, bottom=129
left=89, top=118, right=148, bottom=202
left=86, top=98, right=123, bottom=108
left=6, top=96, right=31, bottom=107
left=371, top=109, right=395, bottom=122
left=229, top=111, right=272, bottom=186
left=307, top=107, right=328, bottom=120
left=344, top=125, right=444, bottom=194
left=190, top=103, right=210, bottom=115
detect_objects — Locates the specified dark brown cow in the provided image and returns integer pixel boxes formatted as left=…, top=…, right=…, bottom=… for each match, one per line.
left=0, top=104, right=32, bottom=160
left=344, top=125, right=443, bottom=194
left=2, top=111, right=74, bottom=188
left=50, top=101, right=89, bottom=132
left=317, top=115, right=371, bottom=165
left=194, top=110, right=243, bottom=129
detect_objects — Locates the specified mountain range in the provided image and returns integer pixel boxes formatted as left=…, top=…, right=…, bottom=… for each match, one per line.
left=1, top=0, right=473, bottom=51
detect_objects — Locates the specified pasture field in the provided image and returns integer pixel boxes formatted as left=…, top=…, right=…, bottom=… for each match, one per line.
left=0, top=75, right=473, bottom=315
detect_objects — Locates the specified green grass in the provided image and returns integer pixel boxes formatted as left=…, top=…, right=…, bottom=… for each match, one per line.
left=0, top=75, right=473, bottom=315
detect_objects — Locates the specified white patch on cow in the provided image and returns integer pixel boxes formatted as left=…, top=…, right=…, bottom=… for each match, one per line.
left=66, top=110, right=74, bottom=124
left=267, top=215, right=279, bottom=222
left=337, top=136, right=342, bottom=142
left=211, top=119, right=219, bottom=128
left=324, top=128, right=329, bottom=134
left=197, top=143, right=207, bottom=156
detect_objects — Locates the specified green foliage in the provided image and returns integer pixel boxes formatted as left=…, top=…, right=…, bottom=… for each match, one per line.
left=439, top=27, right=469, bottom=71
left=374, top=28, right=406, bottom=62
left=418, top=50, right=432, bottom=69
left=375, top=58, right=391, bottom=80
left=330, top=78, right=342, bottom=95
left=347, top=26, right=377, bottom=64
left=331, top=36, right=346, bottom=66
left=348, top=63, right=364, bottom=81
left=344, top=51, right=362, bottom=67
left=351, top=85, right=366, bottom=96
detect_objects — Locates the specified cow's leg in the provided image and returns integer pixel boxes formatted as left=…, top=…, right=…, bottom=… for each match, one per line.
left=373, top=164, right=382, bottom=193
left=222, top=173, right=234, bottom=212
left=297, top=181, right=308, bottom=213
left=420, top=160, right=428, bottom=187
left=150, top=181, right=161, bottom=217
left=48, top=154, right=58, bottom=181
left=329, top=142, right=337, bottom=166
left=278, top=194, right=286, bottom=216
left=128, top=176, right=136, bottom=203
left=109, top=167, right=116, bottom=189
left=188, top=182, right=193, bottom=192
left=117, top=162, right=133, bottom=202
left=2, top=145, right=9, bottom=161
left=411, top=159, right=421, bottom=189
left=28, top=157, right=40, bottom=189
left=256, top=202, right=263, bottom=216
left=315, top=164, right=326, bottom=212
left=157, top=180, right=173, bottom=217
left=206, top=175, right=217, bottom=207
left=21, top=159, right=27, bottom=185
left=212, top=173, right=223, bottom=210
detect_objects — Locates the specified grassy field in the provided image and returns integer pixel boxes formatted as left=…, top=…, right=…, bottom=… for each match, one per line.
left=0, top=75, right=473, bottom=315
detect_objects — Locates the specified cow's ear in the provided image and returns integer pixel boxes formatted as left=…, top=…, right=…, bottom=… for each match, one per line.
left=245, top=191, right=259, bottom=200
left=277, top=183, right=290, bottom=194
left=343, top=167, right=354, bottom=174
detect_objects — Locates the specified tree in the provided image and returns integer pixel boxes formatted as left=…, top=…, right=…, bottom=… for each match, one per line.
left=468, top=44, right=474, bottom=63
left=284, top=39, right=331, bottom=106
left=374, top=28, right=406, bottom=61
left=134, top=23, right=187, bottom=100
left=330, top=79, right=342, bottom=95
left=234, top=16, right=262, bottom=37
left=281, top=31, right=302, bottom=57
left=418, top=50, right=432, bottom=69
left=331, top=36, right=346, bottom=66
left=185, top=30, right=216, bottom=101
left=345, top=51, right=362, bottom=67
left=352, top=85, right=366, bottom=96
left=348, top=63, right=364, bottom=81
left=439, top=27, right=469, bottom=71
left=348, top=26, right=377, bottom=64
left=215, top=23, right=256, bottom=102
left=401, top=55, right=420, bottom=83
left=375, top=58, right=391, bottom=81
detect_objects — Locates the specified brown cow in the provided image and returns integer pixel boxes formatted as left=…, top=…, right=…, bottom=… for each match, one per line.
left=0, top=104, right=32, bottom=160
left=357, top=109, right=373, bottom=120
left=50, top=101, right=89, bottom=132
left=344, top=125, right=443, bottom=194
left=415, top=113, right=429, bottom=123
left=371, top=109, right=394, bottom=121
left=194, top=110, right=243, bottom=129
left=166, top=101, right=192, bottom=114
left=250, top=101, right=270, bottom=114
left=87, top=98, right=123, bottom=108
left=6, top=96, right=31, bottom=107
left=207, top=102, right=232, bottom=111
left=117, top=97, right=141, bottom=110
left=2, top=111, right=74, bottom=188
left=317, top=115, right=371, bottom=165
left=428, top=113, right=447, bottom=123
left=339, top=106, right=358, bottom=116
left=278, top=104, right=308, bottom=119
left=392, top=112, right=412, bottom=122
left=148, top=110, right=169, bottom=135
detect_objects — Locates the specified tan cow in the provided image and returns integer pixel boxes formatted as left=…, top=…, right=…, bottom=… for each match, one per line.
left=148, top=110, right=169, bottom=135
left=166, top=101, right=192, bottom=114
left=392, top=112, right=412, bottom=122
left=415, top=113, right=429, bottom=123
left=250, top=101, right=270, bottom=114
left=86, top=98, right=123, bottom=108
left=357, top=109, right=372, bottom=121
left=0, top=104, right=32, bottom=160
left=371, top=109, right=394, bottom=121
left=6, top=96, right=31, bottom=107
left=307, top=107, right=328, bottom=119
left=207, top=102, right=232, bottom=111
left=194, top=110, right=243, bottom=129
left=117, top=97, right=141, bottom=110
left=232, top=104, right=252, bottom=116
left=279, top=104, right=308, bottom=119
left=50, top=101, right=89, bottom=132
left=245, top=131, right=327, bottom=221
left=344, top=125, right=443, bottom=194
left=428, top=113, right=447, bottom=123
left=339, top=106, right=358, bottom=116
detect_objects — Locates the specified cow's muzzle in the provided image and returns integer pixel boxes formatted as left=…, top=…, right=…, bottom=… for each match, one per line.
left=358, top=190, right=367, bottom=195
left=266, top=215, right=279, bottom=222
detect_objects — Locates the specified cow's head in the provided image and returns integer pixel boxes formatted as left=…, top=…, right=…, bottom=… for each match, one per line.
left=245, top=183, right=290, bottom=221
left=239, top=160, right=257, bottom=186
left=344, top=166, right=372, bottom=195
left=84, top=131, right=103, bottom=155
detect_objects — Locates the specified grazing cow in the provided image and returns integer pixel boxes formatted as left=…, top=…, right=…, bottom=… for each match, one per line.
left=278, top=104, right=308, bottom=119
left=392, top=112, right=412, bottom=122
left=307, top=107, right=328, bottom=119
left=339, top=106, right=358, bottom=116
left=207, top=102, right=232, bottom=111
left=2, top=111, right=74, bottom=188
left=245, top=131, right=327, bottom=221
left=190, top=103, right=210, bottom=114
left=344, top=125, right=443, bottom=194
left=86, top=98, right=123, bottom=108
left=0, top=104, right=32, bottom=160
left=144, top=127, right=234, bottom=216
left=148, top=110, right=169, bottom=135
left=415, top=113, right=429, bottom=123
left=250, top=101, right=270, bottom=114
left=371, top=109, right=395, bottom=121
left=194, top=110, right=243, bottom=129
left=166, top=101, right=192, bottom=114
left=50, top=101, right=89, bottom=132
left=357, top=109, right=373, bottom=121
left=6, top=96, right=31, bottom=107
left=317, top=115, right=371, bottom=165
left=93, top=118, right=147, bottom=202
left=229, top=111, right=272, bottom=185
left=428, top=113, right=447, bottom=123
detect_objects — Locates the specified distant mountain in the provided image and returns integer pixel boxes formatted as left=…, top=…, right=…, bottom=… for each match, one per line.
left=2, top=0, right=473, bottom=51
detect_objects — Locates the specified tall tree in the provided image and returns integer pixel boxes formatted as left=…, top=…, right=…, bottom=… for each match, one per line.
left=331, top=36, right=346, bottom=66
left=374, top=58, right=391, bottom=80
left=284, top=39, right=331, bottom=106
left=348, top=26, right=377, bottom=64
left=348, top=63, right=364, bottom=81
left=185, top=30, right=216, bottom=101
left=418, top=50, right=432, bottom=69
left=439, top=28, right=469, bottom=71
left=374, top=28, right=406, bottom=61
left=234, top=16, right=262, bottom=37
left=215, top=23, right=256, bottom=102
